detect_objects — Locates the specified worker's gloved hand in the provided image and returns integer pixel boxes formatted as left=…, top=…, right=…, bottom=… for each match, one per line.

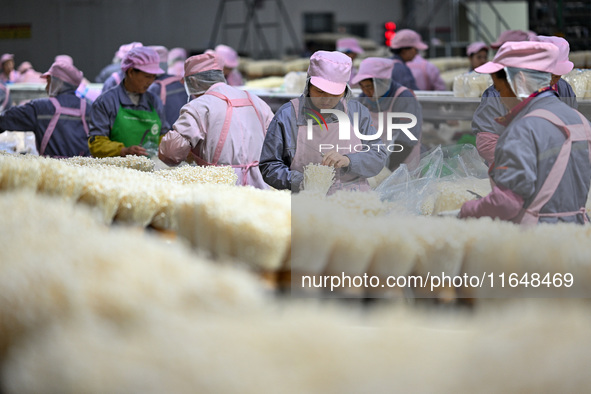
left=121, top=145, right=148, bottom=157
left=459, top=199, right=479, bottom=219
left=321, top=150, right=350, bottom=168
left=466, top=190, right=483, bottom=199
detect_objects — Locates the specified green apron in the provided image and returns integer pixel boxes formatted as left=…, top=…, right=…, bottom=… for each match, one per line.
left=110, top=106, right=162, bottom=147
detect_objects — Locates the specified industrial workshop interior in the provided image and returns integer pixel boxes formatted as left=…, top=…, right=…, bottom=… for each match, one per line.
left=1, top=0, right=591, bottom=392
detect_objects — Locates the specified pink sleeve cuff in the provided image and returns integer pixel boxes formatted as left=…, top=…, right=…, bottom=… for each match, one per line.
left=460, top=185, right=524, bottom=220
left=476, top=132, right=499, bottom=164
left=158, top=131, right=192, bottom=167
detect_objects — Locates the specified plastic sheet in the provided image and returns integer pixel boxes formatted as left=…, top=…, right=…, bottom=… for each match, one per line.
left=283, top=71, right=307, bottom=93
left=0, top=139, right=17, bottom=154
left=142, top=140, right=159, bottom=159
left=562, top=69, right=591, bottom=98
left=375, top=144, right=489, bottom=215
left=453, top=72, right=493, bottom=97
left=0, top=132, right=38, bottom=155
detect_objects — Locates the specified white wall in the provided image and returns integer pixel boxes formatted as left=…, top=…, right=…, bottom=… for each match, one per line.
left=465, top=1, right=529, bottom=44
left=0, top=0, right=403, bottom=81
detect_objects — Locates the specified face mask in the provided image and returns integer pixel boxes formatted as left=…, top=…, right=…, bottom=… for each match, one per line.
left=184, top=80, right=193, bottom=103
left=48, top=77, right=65, bottom=97
left=504, top=66, right=552, bottom=100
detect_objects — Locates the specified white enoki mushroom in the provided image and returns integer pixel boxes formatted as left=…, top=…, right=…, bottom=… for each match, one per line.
left=62, top=156, right=155, bottom=172
left=153, top=165, right=237, bottom=186
left=302, top=163, right=335, bottom=196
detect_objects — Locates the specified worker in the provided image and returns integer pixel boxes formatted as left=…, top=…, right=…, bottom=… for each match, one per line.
left=336, top=37, right=364, bottom=87
left=101, top=42, right=144, bottom=93
left=472, top=30, right=538, bottom=161
left=491, top=30, right=531, bottom=50
left=460, top=41, right=591, bottom=225
left=94, top=55, right=120, bottom=83
left=215, top=45, right=244, bottom=86
left=0, top=61, right=91, bottom=157
left=147, top=45, right=188, bottom=127
left=400, top=30, right=446, bottom=91
left=95, top=42, right=143, bottom=84
left=54, top=54, right=101, bottom=103
left=467, top=41, right=489, bottom=71
left=88, top=46, right=168, bottom=158
left=259, top=51, right=387, bottom=193
left=473, top=34, right=577, bottom=163
left=158, top=52, right=273, bottom=188
left=388, top=30, right=420, bottom=91
left=168, top=47, right=187, bottom=78
left=0, top=54, right=19, bottom=84
left=537, top=35, right=577, bottom=107
left=55, top=54, right=74, bottom=65
left=352, top=57, right=423, bottom=171
left=15, top=62, right=45, bottom=83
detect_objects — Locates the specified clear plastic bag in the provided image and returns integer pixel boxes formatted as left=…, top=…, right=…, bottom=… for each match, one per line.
left=562, top=69, right=591, bottom=99
left=453, top=72, right=492, bottom=98
left=375, top=144, right=489, bottom=215
left=452, top=73, right=466, bottom=97
left=142, top=140, right=159, bottom=159
left=0, top=131, right=39, bottom=155
left=24, top=132, right=38, bottom=155
left=465, top=73, right=493, bottom=97
left=0, top=138, right=18, bottom=154
left=283, top=71, right=307, bottom=93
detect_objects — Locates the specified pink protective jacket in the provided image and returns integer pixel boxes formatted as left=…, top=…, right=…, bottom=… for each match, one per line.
left=168, top=61, right=185, bottom=78
left=159, top=83, right=274, bottom=189
left=475, top=131, right=499, bottom=164
left=407, top=55, right=447, bottom=91
left=16, top=69, right=45, bottom=84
